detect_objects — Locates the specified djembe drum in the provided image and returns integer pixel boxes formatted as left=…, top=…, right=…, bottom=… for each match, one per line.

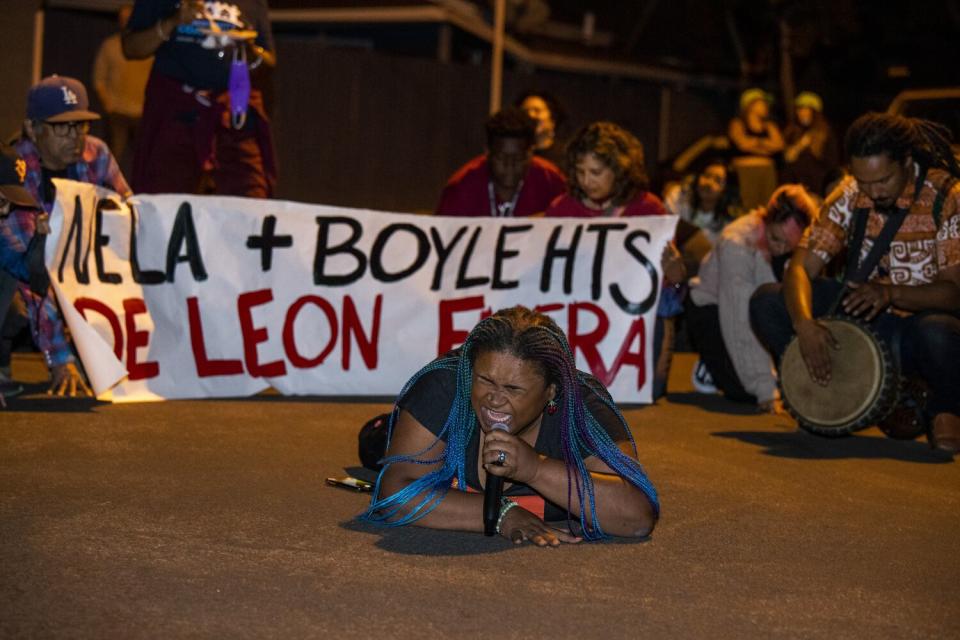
left=780, top=317, right=901, bottom=437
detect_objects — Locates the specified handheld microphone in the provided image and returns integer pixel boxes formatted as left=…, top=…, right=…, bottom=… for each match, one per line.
left=483, top=422, right=509, bottom=536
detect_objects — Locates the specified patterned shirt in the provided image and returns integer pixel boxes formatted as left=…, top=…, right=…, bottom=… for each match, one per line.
left=800, top=168, right=960, bottom=286
left=0, top=209, right=70, bottom=367
left=5, top=135, right=131, bottom=367
left=15, top=135, right=131, bottom=213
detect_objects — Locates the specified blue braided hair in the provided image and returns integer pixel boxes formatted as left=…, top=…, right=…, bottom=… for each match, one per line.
left=360, top=306, right=659, bottom=539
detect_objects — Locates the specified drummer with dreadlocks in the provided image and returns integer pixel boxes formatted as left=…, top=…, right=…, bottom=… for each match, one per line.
left=750, top=112, right=960, bottom=454
left=361, top=306, right=659, bottom=545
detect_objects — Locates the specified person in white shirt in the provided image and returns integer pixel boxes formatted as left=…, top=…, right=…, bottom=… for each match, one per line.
left=686, top=184, right=818, bottom=413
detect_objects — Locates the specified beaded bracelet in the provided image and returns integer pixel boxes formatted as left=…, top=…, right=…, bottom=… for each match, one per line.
left=494, top=498, right=519, bottom=535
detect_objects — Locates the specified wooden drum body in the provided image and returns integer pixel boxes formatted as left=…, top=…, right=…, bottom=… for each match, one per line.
left=780, top=317, right=900, bottom=437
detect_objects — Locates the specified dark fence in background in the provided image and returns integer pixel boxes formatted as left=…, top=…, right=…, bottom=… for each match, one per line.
left=39, top=8, right=730, bottom=212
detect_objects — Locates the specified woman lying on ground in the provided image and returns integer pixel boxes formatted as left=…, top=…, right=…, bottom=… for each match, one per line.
left=361, top=306, right=659, bottom=546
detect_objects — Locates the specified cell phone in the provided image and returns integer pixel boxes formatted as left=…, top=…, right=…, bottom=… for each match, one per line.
left=325, top=476, right=373, bottom=492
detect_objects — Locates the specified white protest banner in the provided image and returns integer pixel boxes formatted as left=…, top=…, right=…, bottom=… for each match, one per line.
left=46, top=180, right=675, bottom=403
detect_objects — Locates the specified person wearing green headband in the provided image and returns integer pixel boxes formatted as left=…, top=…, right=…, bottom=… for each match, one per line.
left=728, top=88, right=784, bottom=159
left=783, top=92, right=840, bottom=196
left=728, top=88, right=784, bottom=209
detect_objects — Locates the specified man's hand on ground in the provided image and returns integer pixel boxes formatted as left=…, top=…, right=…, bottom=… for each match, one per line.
left=48, top=362, right=93, bottom=397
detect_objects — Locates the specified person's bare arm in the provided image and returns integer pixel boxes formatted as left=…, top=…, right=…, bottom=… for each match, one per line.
left=377, top=410, right=583, bottom=545
left=728, top=119, right=762, bottom=155
left=484, top=430, right=657, bottom=538
left=784, top=246, right=824, bottom=326
left=377, top=409, right=480, bottom=531
left=762, top=122, right=785, bottom=154
left=248, top=43, right=276, bottom=69
left=122, top=0, right=203, bottom=59
left=729, top=119, right=784, bottom=157
left=672, top=134, right=728, bottom=174
left=892, top=264, right=960, bottom=311
left=784, top=133, right=811, bottom=163
left=843, top=264, right=960, bottom=318
left=784, top=247, right=837, bottom=385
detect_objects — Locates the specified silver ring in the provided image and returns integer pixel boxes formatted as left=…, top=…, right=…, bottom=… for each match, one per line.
left=497, top=450, right=507, bottom=465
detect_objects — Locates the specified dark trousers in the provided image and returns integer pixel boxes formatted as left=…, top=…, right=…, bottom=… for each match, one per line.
left=135, top=108, right=269, bottom=197
left=0, top=272, right=28, bottom=371
left=749, top=279, right=960, bottom=416
left=685, top=298, right=756, bottom=404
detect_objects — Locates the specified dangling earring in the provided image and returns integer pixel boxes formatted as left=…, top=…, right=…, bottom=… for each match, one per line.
left=546, top=399, right=558, bottom=415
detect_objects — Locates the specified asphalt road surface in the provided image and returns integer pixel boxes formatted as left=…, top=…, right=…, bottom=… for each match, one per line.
left=2, top=353, right=958, bottom=639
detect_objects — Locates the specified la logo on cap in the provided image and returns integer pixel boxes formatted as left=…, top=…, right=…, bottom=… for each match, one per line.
left=15, top=159, right=26, bottom=183
left=61, top=85, right=79, bottom=106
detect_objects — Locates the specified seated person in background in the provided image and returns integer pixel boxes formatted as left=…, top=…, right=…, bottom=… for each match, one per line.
left=0, top=144, right=49, bottom=402
left=436, top=108, right=567, bottom=217
left=728, top=88, right=784, bottom=210
left=515, top=90, right=567, bottom=168
left=546, top=121, right=680, bottom=397
left=687, top=185, right=817, bottom=413
left=728, top=88, right=784, bottom=159
left=545, top=120, right=665, bottom=218
left=663, top=159, right=742, bottom=243
left=750, top=113, right=960, bottom=453
left=7, top=75, right=130, bottom=397
left=662, top=134, right=731, bottom=187
left=361, top=306, right=659, bottom=545
left=782, top=92, right=840, bottom=197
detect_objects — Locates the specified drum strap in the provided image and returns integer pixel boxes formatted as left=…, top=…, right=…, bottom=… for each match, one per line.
left=831, top=168, right=929, bottom=314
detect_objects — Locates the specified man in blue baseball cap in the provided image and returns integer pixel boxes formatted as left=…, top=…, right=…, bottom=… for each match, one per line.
left=4, top=75, right=133, bottom=397
left=17, top=75, right=131, bottom=210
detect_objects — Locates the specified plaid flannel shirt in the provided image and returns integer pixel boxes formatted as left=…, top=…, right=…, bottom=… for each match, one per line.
left=0, top=224, right=31, bottom=282
left=5, top=135, right=131, bottom=367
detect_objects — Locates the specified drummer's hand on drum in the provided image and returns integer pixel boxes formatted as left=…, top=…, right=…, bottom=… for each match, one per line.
left=795, top=318, right=838, bottom=386
left=841, top=282, right=891, bottom=321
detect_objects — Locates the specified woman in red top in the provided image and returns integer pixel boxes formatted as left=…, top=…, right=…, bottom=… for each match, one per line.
left=546, top=122, right=682, bottom=398
left=545, top=121, right=666, bottom=218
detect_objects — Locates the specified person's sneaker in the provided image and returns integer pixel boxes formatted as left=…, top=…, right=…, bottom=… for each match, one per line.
left=691, top=358, right=718, bottom=394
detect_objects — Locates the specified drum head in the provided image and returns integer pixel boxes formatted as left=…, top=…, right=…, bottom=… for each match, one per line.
left=781, top=319, right=893, bottom=436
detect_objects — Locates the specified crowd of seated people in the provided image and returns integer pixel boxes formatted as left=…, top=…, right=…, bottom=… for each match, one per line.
left=365, top=94, right=960, bottom=546
left=430, top=90, right=958, bottom=452
left=4, top=45, right=958, bottom=458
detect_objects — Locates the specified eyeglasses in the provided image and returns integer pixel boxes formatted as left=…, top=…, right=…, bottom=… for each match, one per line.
left=44, top=121, right=90, bottom=137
